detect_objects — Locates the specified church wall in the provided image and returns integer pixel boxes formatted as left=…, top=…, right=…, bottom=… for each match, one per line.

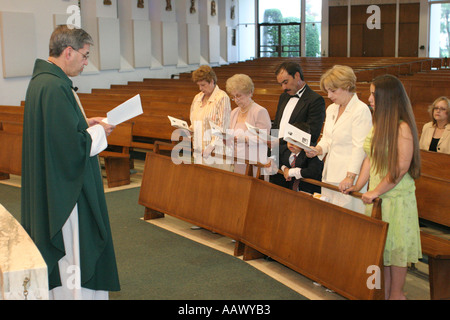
left=327, top=0, right=430, bottom=58
left=0, top=0, right=433, bottom=106
left=0, top=0, right=239, bottom=106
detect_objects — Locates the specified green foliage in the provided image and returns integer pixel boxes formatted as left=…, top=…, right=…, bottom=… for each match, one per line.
left=261, top=8, right=320, bottom=57
left=440, top=4, right=450, bottom=57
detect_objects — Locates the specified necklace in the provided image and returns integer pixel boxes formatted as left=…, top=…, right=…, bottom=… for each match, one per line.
left=239, top=100, right=253, bottom=114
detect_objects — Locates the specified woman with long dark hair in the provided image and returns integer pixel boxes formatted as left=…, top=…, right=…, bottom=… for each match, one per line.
left=345, top=74, right=422, bottom=300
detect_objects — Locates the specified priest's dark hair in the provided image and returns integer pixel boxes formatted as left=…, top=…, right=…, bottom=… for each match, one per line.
left=49, top=25, right=93, bottom=58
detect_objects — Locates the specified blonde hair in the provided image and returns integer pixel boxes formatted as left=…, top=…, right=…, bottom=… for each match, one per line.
left=192, top=65, right=217, bottom=84
left=225, top=74, right=254, bottom=95
left=428, top=96, right=450, bottom=125
left=320, top=65, right=356, bottom=93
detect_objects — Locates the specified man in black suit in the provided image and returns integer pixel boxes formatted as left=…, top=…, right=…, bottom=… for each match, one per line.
left=270, top=62, right=325, bottom=187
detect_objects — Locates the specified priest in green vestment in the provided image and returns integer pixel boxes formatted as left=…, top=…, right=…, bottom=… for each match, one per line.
left=21, top=25, right=120, bottom=299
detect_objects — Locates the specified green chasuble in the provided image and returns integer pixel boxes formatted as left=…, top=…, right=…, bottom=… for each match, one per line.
left=21, top=59, right=120, bottom=292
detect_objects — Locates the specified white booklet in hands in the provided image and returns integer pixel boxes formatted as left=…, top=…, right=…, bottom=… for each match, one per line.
left=168, top=116, right=192, bottom=132
left=283, top=123, right=313, bottom=151
left=209, top=121, right=226, bottom=137
left=104, top=94, right=143, bottom=125
left=245, top=122, right=277, bottom=142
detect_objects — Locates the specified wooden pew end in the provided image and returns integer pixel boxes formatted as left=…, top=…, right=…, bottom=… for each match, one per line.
left=0, top=172, right=10, bottom=180
left=243, top=245, right=265, bottom=261
left=233, top=241, right=245, bottom=257
left=144, top=207, right=165, bottom=220
left=101, top=155, right=131, bottom=188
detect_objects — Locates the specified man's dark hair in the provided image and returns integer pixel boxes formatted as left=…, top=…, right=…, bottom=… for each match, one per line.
left=49, top=25, right=93, bottom=57
left=274, top=61, right=304, bottom=81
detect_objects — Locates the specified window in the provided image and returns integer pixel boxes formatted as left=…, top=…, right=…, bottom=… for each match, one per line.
left=257, top=0, right=322, bottom=57
left=258, top=0, right=300, bottom=23
left=429, top=1, right=450, bottom=58
left=258, top=0, right=301, bottom=57
left=305, top=0, right=322, bottom=57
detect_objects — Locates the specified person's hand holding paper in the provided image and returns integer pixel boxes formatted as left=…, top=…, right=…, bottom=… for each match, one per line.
left=105, top=94, right=143, bottom=126
left=89, top=117, right=115, bottom=136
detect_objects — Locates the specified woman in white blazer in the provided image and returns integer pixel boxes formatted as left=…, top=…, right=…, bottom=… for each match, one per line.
left=419, top=96, right=450, bottom=154
left=306, top=65, right=372, bottom=213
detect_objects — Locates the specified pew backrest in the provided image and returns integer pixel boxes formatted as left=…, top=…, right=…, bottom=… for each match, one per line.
left=416, top=150, right=450, bottom=227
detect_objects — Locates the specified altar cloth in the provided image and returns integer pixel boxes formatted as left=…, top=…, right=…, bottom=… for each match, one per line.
left=0, top=204, right=48, bottom=300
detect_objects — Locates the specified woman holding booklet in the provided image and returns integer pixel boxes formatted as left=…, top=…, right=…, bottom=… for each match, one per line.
left=189, top=65, right=231, bottom=169
left=225, top=74, right=272, bottom=177
left=305, top=65, right=372, bottom=213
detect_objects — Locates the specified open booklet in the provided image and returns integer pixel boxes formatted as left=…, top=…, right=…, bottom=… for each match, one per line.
left=283, top=123, right=313, bottom=151
left=245, top=122, right=277, bottom=142
left=209, top=121, right=226, bottom=137
left=102, top=94, right=143, bottom=125
left=168, top=116, right=193, bottom=132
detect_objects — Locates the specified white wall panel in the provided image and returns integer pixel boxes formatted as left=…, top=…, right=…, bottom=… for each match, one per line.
left=208, top=24, right=220, bottom=64
left=162, top=22, right=178, bottom=66
left=187, top=23, right=201, bottom=65
left=97, top=17, right=121, bottom=70
left=0, top=11, right=36, bottom=78
left=133, top=19, right=152, bottom=68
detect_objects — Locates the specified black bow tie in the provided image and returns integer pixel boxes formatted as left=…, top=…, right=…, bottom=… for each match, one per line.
left=289, top=86, right=306, bottom=99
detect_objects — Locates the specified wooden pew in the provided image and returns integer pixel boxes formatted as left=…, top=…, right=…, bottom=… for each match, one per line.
left=240, top=177, right=387, bottom=300
left=420, top=150, right=450, bottom=181
left=99, top=122, right=133, bottom=188
left=138, top=152, right=388, bottom=300
left=0, top=120, right=23, bottom=180
left=139, top=152, right=253, bottom=241
left=181, top=57, right=436, bottom=82
left=0, top=106, right=24, bottom=124
left=416, top=150, right=450, bottom=300
left=0, top=119, right=134, bottom=188
left=12, top=57, right=434, bottom=161
left=0, top=131, right=22, bottom=180
left=0, top=120, right=23, bottom=134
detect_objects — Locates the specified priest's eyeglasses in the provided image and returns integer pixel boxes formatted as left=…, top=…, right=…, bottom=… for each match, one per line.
left=70, top=47, right=89, bottom=60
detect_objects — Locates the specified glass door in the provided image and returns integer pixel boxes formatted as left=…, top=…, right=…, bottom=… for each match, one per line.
left=258, top=0, right=301, bottom=57
left=259, top=23, right=301, bottom=57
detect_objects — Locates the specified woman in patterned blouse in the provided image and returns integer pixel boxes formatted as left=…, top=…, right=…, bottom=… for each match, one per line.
left=190, top=65, right=231, bottom=168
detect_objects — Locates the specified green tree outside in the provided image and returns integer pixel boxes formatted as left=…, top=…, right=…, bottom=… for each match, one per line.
left=440, top=4, right=450, bottom=57
left=261, top=5, right=321, bottom=57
